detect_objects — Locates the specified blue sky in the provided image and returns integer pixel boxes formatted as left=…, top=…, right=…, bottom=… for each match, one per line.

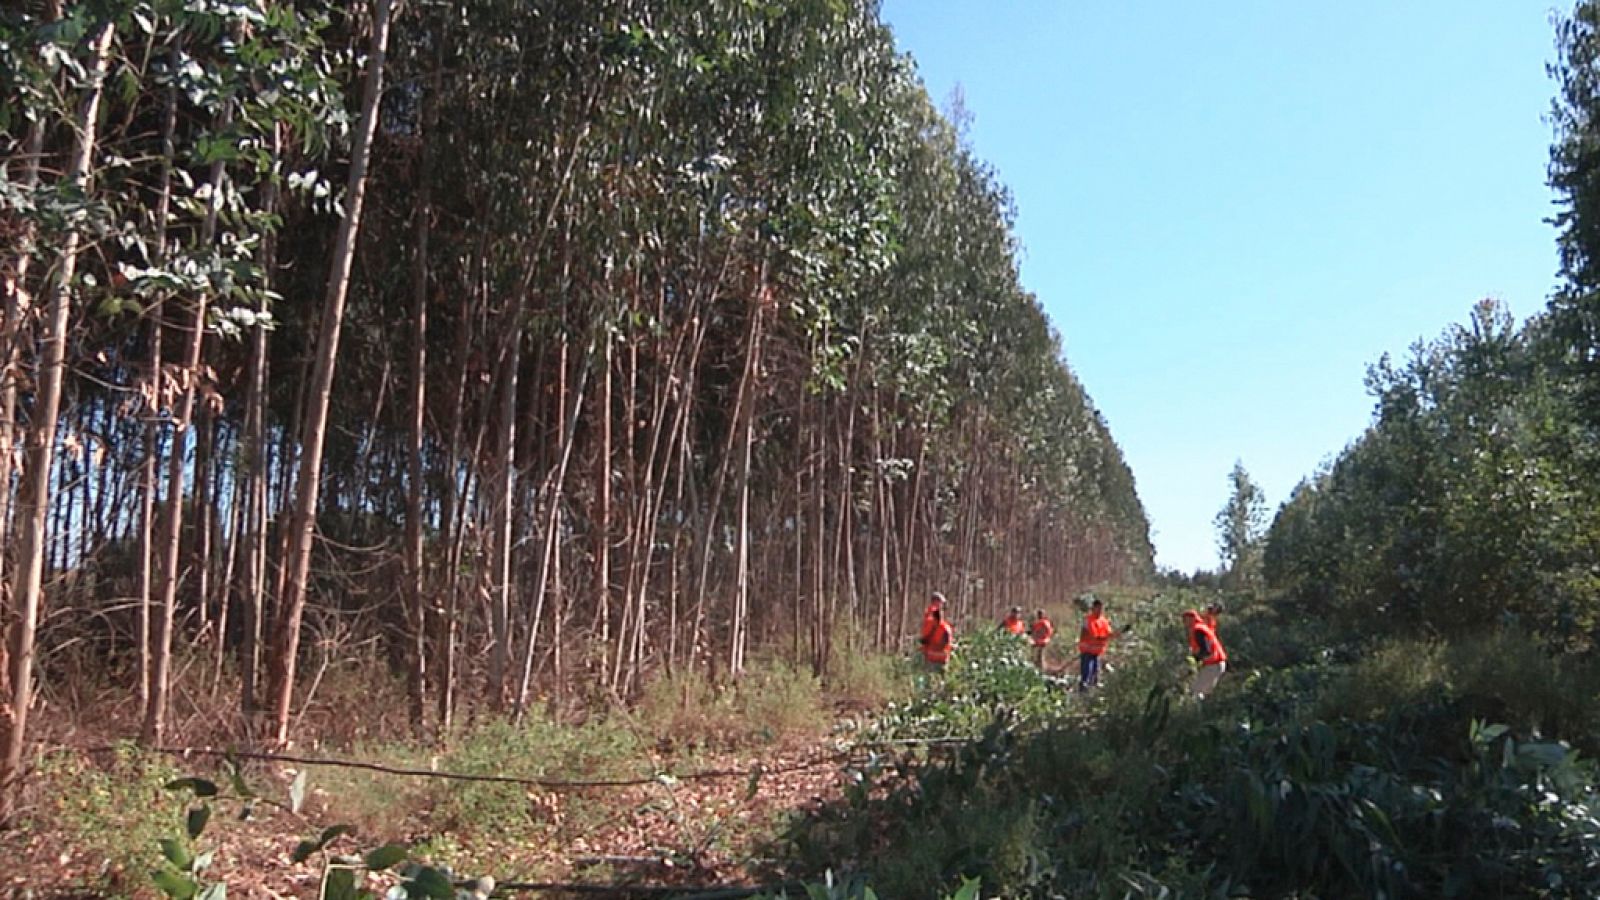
left=879, top=1, right=1564, bottom=572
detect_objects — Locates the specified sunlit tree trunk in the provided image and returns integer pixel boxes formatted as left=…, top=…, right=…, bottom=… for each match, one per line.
left=1, top=20, right=116, bottom=817
left=404, top=71, right=436, bottom=729
left=145, top=104, right=230, bottom=744
left=268, top=0, right=393, bottom=746
left=237, top=126, right=279, bottom=718
left=0, top=78, right=54, bottom=698
left=486, top=293, right=521, bottom=711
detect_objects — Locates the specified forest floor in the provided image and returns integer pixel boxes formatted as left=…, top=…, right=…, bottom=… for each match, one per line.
left=3, top=656, right=902, bottom=899
left=11, top=737, right=847, bottom=899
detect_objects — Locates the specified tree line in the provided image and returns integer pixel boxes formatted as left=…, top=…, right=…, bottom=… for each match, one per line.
left=1261, top=2, right=1600, bottom=648
left=0, top=0, right=1151, bottom=816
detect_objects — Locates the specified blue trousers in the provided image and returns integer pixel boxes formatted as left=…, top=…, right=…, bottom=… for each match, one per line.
left=1078, top=652, right=1102, bottom=690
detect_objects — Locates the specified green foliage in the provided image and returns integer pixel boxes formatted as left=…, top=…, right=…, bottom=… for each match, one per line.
left=792, top=624, right=1600, bottom=898
left=870, top=627, right=1072, bottom=741
left=26, top=743, right=185, bottom=895
left=422, top=713, right=638, bottom=841
left=1263, top=299, right=1600, bottom=644
left=154, top=776, right=226, bottom=900
left=1213, top=459, right=1266, bottom=587
left=636, top=657, right=828, bottom=747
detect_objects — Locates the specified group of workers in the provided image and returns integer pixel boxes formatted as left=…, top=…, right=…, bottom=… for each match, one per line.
left=917, top=592, right=1229, bottom=699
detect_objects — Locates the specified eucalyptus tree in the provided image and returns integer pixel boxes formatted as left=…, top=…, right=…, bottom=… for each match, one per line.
left=268, top=0, right=393, bottom=746
left=0, top=1, right=117, bottom=819
left=0, top=0, right=1156, bottom=762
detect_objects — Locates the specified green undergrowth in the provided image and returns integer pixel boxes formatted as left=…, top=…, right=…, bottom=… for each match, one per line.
left=786, top=597, right=1600, bottom=898
left=23, top=741, right=185, bottom=896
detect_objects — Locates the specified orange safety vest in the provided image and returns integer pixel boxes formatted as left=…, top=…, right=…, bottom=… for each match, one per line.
left=923, top=619, right=953, bottom=664
left=1001, top=614, right=1026, bottom=635
left=1203, top=611, right=1219, bottom=632
left=1030, top=617, right=1054, bottom=647
left=1190, top=620, right=1226, bottom=667
left=1078, top=612, right=1111, bottom=656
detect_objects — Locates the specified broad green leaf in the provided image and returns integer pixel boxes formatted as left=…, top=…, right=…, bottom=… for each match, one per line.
left=325, top=867, right=358, bottom=900
left=404, top=867, right=456, bottom=900
left=946, top=876, right=982, bottom=900
left=159, top=838, right=193, bottom=871
left=187, top=804, right=212, bottom=840
left=290, top=840, right=319, bottom=864
left=151, top=869, right=198, bottom=899
left=364, top=843, right=408, bottom=870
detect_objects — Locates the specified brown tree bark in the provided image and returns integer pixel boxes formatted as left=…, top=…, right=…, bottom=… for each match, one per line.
left=267, top=0, right=393, bottom=746
left=0, top=20, right=116, bottom=819
left=0, top=76, right=53, bottom=700
left=144, top=106, right=230, bottom=744
left=404, top=70, right=437, bottom=729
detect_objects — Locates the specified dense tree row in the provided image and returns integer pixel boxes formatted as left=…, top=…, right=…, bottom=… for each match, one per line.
left=0, top=0, right=1150, bottom=813
left=1262, top=1, right=1600, bottom=646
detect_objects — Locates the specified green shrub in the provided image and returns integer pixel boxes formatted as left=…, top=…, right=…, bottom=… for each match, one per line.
left=737, top=658, right=826, bottom=739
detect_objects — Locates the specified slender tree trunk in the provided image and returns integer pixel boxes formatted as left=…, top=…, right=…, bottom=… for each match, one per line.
left=404, top=74, right=436, bottom=729
left=144, top=108, right=230, bottom=744
left=486, top=295, right=521, bottom=711
left=0, top=82, right=54, bottom=704
left=0, top=21, right=115, bottom=818
left=192, top=405, right=217, bottom=635
left=727, top=301, right=764, bottom=679
left=593, top=331, right=612, bottom=674
left=238, top=127, right=278, bottom=718
left=690, top=295, right=764, bottom=673
left=514, top=337, right=590, bottom=716
left=268, top=0, right=393, bottom=746
left=435, top=275, right=476, bottom=734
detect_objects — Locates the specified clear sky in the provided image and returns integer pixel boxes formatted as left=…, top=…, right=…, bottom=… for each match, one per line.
left=879, top=1, right=1564, bottom=573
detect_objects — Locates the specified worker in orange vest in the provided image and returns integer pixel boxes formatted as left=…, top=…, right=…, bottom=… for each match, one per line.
left=1202, top=601, right=1223, bottom=633
left=999, top=606, right=1026, bottom=636
left=921, top=607, right=953, bottom=671
left=1076, top=598, right=1117, bottom=690
left=1029, top=609, right=1054, bottom=669
left=920, top=591, right=946, bottom=647
left=1181, top=609, right=1227, bottom=699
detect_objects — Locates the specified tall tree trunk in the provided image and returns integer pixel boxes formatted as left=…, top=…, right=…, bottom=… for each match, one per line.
left=404, top=68, right=436, bottom=729
left=593, top=331, right=613, bottom=674
left=690, top=295, right=764, bottom=675
left=238, top=126, right=279, bottom=718
left=1, top=20, right=115, bottom=818
left=435, top=269, right=477, bottom=734
left=268, top=0, right=393, bottom=746
left=727, top=302, right=764, bottom=679
left=514, top=337, right=590, bottom=716
left=144, top=105, right=230, bottom=745
left=192, top=404, right=216, bottom=635
left=486, top=295, right=521, bottom=710
left=0, top=66, right=56, bottom=698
